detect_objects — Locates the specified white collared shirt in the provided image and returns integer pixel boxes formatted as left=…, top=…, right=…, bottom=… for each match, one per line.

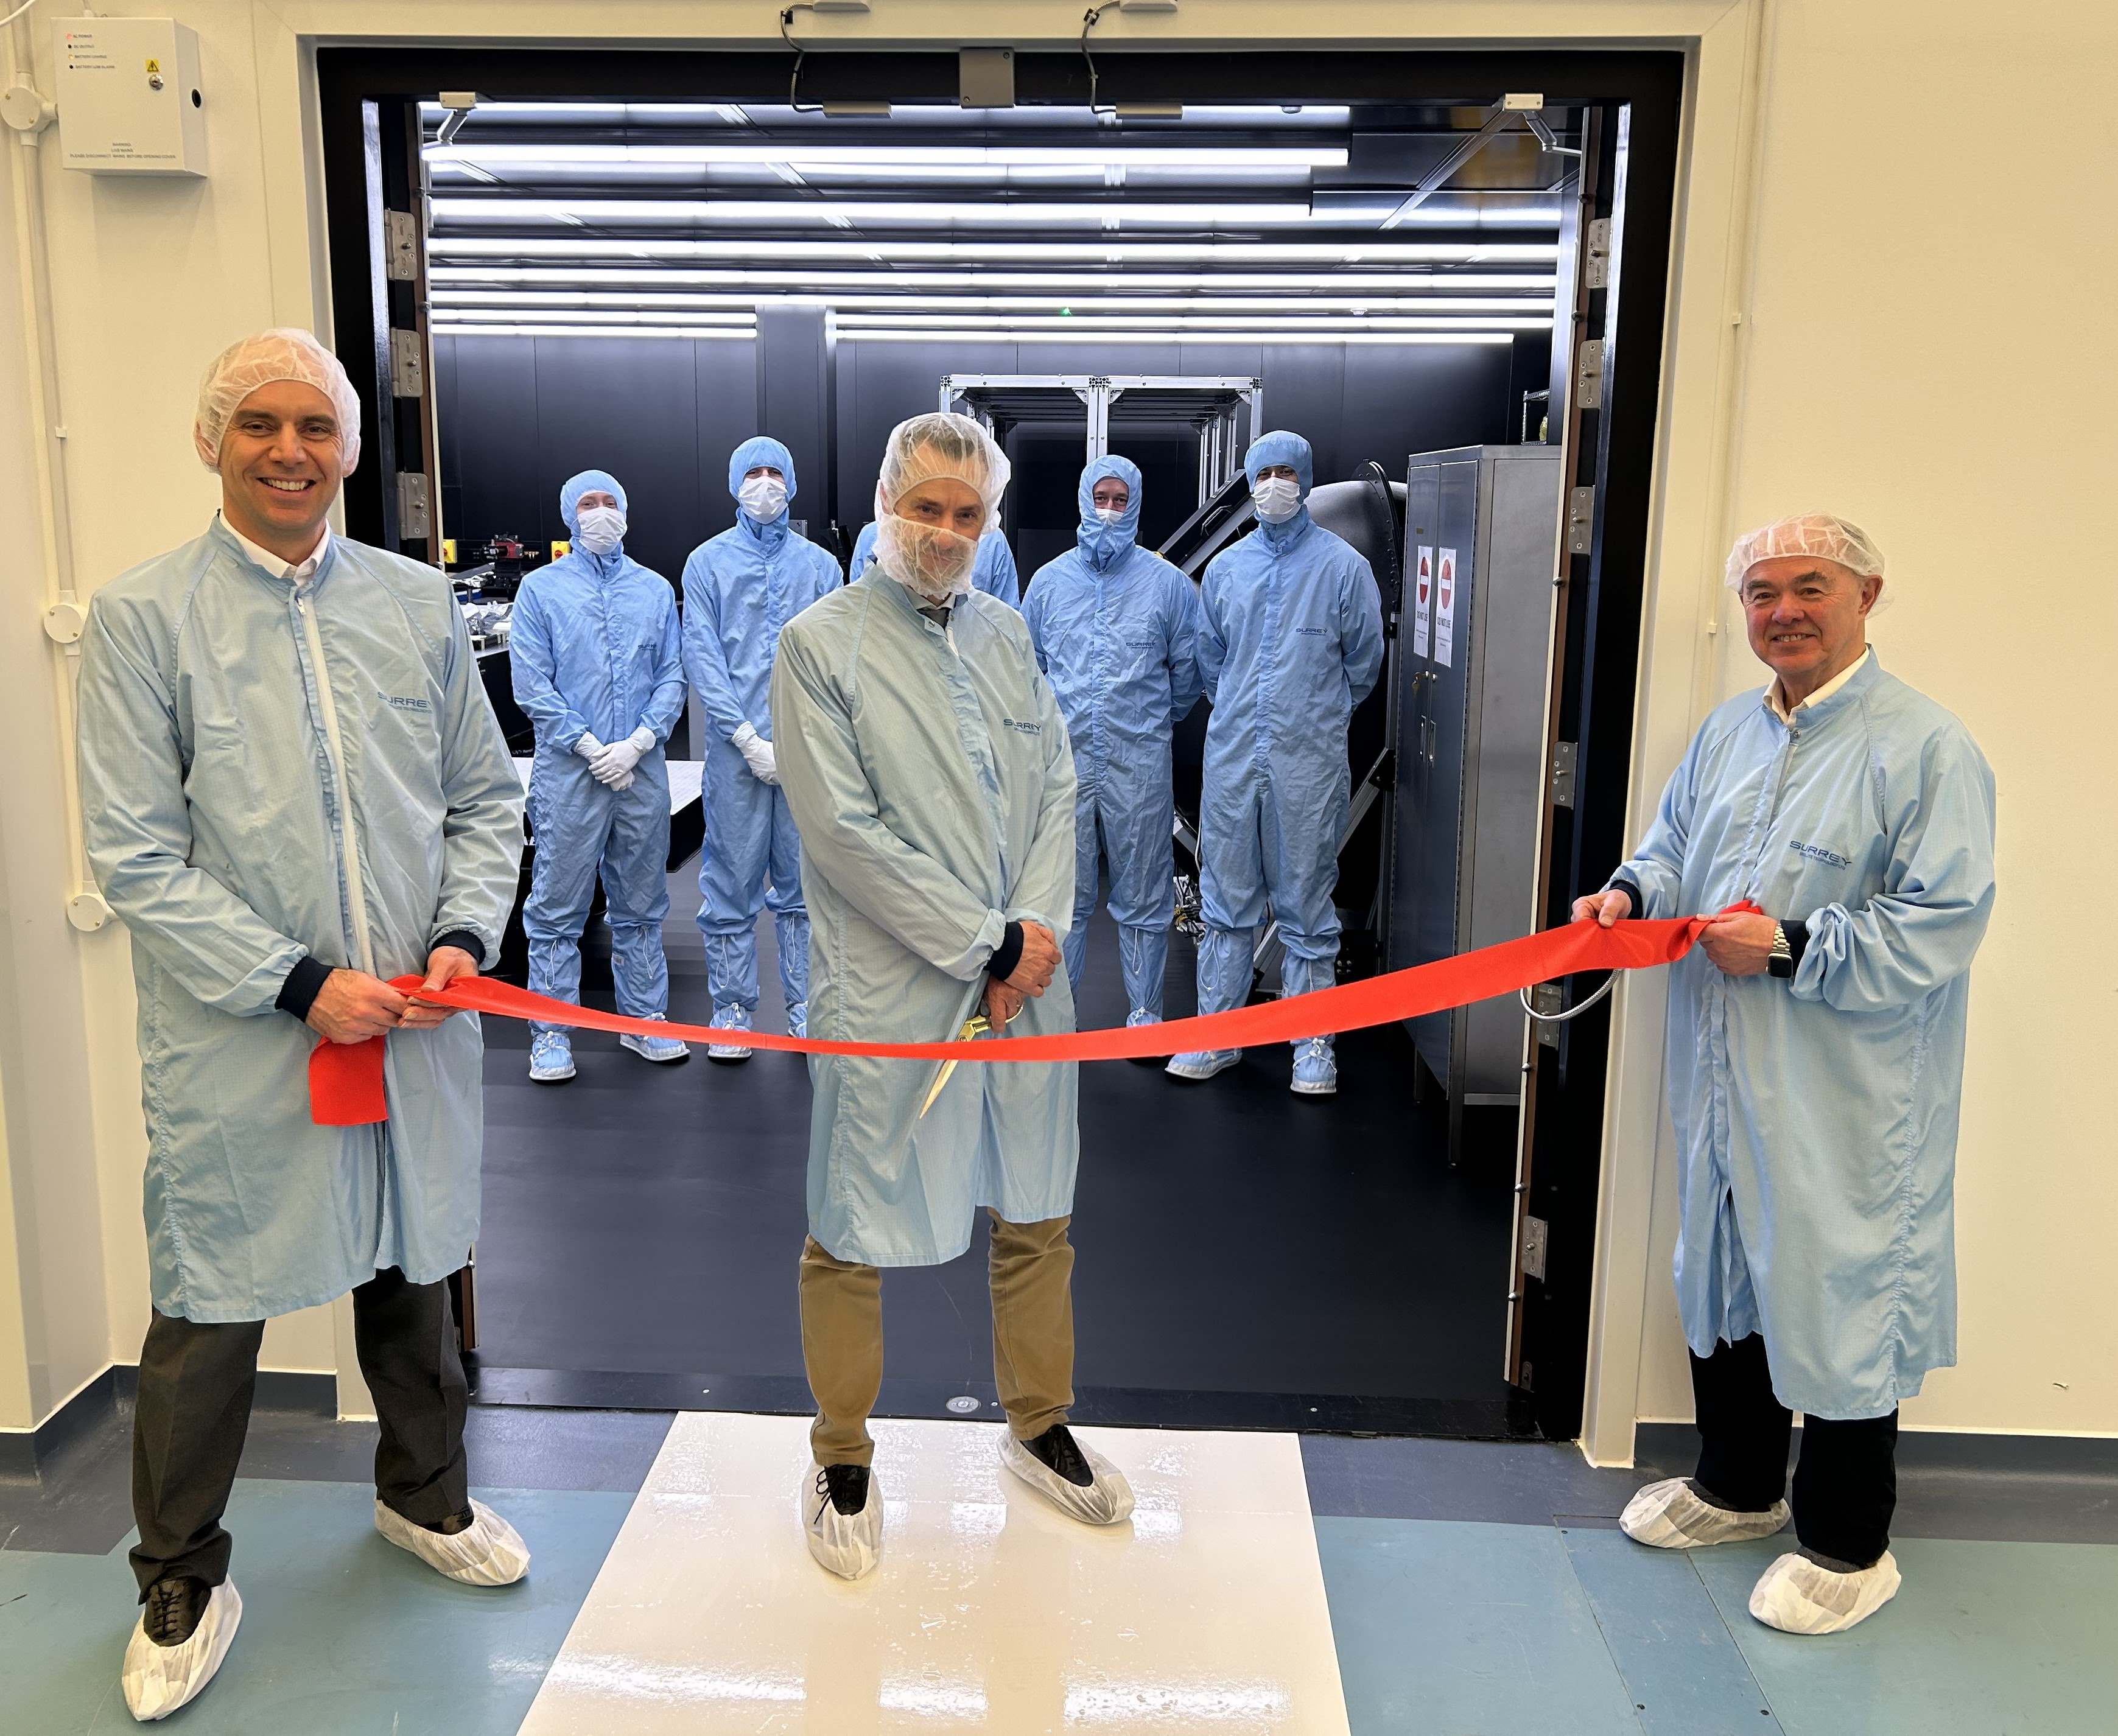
left=222, top=513, right=331, bottom=584
left=1765, top=644, right=1870, bottom=724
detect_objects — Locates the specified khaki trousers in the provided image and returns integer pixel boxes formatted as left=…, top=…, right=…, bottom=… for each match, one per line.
left=799, top=1211, right=1076, bottom=1468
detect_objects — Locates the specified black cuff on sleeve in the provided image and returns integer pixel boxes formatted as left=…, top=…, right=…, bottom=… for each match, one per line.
left=1609, top=875, right=1645, bottom=918
left=276, top=954, right=333, bottom=1024
left=986, top=921, right=1025, bottom=982
left=1782, top=917, right=1809, bottom=971
left=432, top=930, right=486, bottom=967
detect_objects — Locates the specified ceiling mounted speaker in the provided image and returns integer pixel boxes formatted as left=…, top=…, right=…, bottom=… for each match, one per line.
left=959, top=47, right=1015, bottom=110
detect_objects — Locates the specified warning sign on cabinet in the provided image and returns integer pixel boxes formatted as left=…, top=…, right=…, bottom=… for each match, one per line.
left=1435, top=547, right=1458, bottom=668
left=1413, top=546, right=1433, bottom=659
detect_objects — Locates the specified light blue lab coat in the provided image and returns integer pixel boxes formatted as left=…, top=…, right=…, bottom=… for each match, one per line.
left=850, top=520, right=1020, bottom=606
left=1193, top=450, right=1384, bottom=1006
left=1022, top=455, right=1204, bottom=1015
left=771, top=570, right=1079, bottom=1266
left=681, top=439, right=843, bottom=1015
left=77, top=520, right=523, bottom=1322
left=1615, top=651, right=1997, bottom=1419
left=511, top=521, right=686, bottom=1021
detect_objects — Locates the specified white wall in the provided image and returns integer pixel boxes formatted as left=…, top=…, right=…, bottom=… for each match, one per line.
left=0, top=0, right=2106, bottom=1445
left=1625, top=0, right=2118, bottom=1437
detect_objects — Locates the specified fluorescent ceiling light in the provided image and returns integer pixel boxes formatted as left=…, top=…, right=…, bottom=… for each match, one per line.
left=431, top=324, right=755, bottom=340
left=425, top=143, right=1349, bottom=169
left=832, top=312, right=1547, bottom=331
left=432, top=198, right=1321, bottom=226
left=429, top=267, right=1559, bottom=292
left=431, top=289, right=1554, bottom=315
left=421, top=102, right=752, bottom=123
left=430, top=237, right=1559, bottom=262
left=437, top=306, right=756, bottom=326
left=848, top=329, right=1514, bottom=346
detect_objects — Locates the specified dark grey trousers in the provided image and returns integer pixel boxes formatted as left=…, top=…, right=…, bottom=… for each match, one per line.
left=128, top=1266, right=469, bottom=1598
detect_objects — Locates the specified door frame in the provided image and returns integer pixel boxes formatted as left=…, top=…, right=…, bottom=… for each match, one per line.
left=274, top=12, right=1765, bottom=1457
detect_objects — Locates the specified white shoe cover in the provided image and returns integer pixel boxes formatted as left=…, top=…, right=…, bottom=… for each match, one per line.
left=802, top=1461, right=883, bottom=1581
left=1619, top=1477, right=1789, bottom=1549
left=373, top=1497, right=531, bottom=1586
left=1748, top=1549, right=1901, bottom=1634
left=1000, top=1431, right=1137, bottom=1526
left=123, top=1580, right=242, bottom=1722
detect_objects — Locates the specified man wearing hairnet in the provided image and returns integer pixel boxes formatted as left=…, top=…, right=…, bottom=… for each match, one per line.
left=1022, top=455, right=1202, bottom=1026
left=1587, top=514, right=1996, bottom=1635
left=1166, top=430, right=1384, bottom=1096
left=773, top=412, right=1134, bottom=1582
left=680, top=437, right=842, bottom=1057
left=849, top=514, right=1020, bottom=605
left=75, top=330, right=528, bottom=1721
left=512, top=469, right=689, bottom=1082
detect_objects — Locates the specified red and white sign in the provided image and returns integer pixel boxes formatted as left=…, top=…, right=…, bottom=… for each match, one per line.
left=1435, top=548, right=1458, bottom=667
left=1413, top=545, right=1434, bottom=659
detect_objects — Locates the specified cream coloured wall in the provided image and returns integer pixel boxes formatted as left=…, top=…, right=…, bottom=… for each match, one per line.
left=1624, top=0, right=2117, bottom=1437
left=0, top=0, right=2105, bottom=1449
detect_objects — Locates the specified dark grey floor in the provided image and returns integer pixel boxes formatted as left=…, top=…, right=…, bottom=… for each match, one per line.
left=472, top=864, right=1520, bottom=1432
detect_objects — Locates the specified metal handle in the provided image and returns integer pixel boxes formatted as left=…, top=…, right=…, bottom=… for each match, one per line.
left=1519, top=972, right=1618, bottom=1024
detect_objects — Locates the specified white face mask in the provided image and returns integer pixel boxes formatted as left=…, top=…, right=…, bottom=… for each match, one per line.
left=738, top=473, right=789, bottom=521
left=878, top=514, right=979, bottom=603
left=574, top=505, right=626, bottom=553
left=1092, top=506, right=1126, bottom=527
left=1250, top=475, right=1302, bottom=525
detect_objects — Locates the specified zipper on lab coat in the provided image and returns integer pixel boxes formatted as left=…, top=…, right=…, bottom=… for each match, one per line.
left=295, top=589, right=377, bottom=975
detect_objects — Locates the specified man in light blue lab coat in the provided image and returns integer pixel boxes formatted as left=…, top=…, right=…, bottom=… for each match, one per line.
left=1589, top=513, right=1997, bottom=1637
left=1166, top=429, right=1384, bottom=1097
left=680, top=436, right=842, bottom=1057
left=77, top=330, right=530, bottom=1722
left=511, top=468, right=690, bottom=1082
left=773, top=413, right=1135, bottom=1585
left=1021, top=453, right=1202, bottom=1026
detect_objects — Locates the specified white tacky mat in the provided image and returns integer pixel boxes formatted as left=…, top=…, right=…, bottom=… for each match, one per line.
left=519, top=1410, right=1352, bottom=1734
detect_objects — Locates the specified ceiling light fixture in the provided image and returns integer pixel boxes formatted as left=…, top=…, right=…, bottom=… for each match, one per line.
left=427, top=266, right=1560, bottom=292
left=423, top=142, right=1350, bottom=169
left=429, top=237, right=1559, bottom=262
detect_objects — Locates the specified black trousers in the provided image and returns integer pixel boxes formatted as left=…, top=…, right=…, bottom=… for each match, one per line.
left=1689, top=1333, right=1898, bottom=1569
left=129, top=1266, right=469, bottom=1598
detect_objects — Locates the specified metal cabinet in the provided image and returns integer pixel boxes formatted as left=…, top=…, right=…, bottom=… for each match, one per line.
left=1389, top=446, right=1562, bottom=1154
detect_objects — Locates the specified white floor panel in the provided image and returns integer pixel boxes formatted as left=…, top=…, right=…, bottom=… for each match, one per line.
left=519, top=1411, right=1352, bottom=1734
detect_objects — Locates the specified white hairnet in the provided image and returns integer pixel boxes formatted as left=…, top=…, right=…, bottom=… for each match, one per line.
left=1725, top=513, right=1884, bottom=592
left=875, top=411, right=1010, bottom=520
left=194, top=328, right=363, bottom=474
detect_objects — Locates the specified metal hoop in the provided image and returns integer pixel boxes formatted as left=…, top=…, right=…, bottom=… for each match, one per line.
left=1519, top=972, right=1618, bottom=1024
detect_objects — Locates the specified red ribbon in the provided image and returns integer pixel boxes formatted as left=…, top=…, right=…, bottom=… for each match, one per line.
left=311, top=910, right=1753, bottom=1126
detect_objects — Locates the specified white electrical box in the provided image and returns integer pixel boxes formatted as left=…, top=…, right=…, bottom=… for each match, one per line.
left=55, top=18, right=206, bottom=176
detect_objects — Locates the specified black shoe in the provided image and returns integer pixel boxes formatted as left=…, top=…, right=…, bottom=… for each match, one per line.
left=421, top=1507, right=478, bottom=1536
left=1019, top=1424, right=1094, bottom=1488
left=141, top=1574, right=211, bottom=1648
left=818, top=1462, right=871, bottom=1517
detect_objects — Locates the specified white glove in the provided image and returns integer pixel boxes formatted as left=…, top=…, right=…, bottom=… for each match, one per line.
left=731, top=721, right=779, bottom=786
left=590, top=735, right=644, bottom=787
left=573, top=731, right=606, bottom=762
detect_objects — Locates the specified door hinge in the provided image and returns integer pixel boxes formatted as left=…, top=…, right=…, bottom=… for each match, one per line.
left=1574, top=337, right=1605, bottom=410
left=1583, top=217, right=1611, bottom=290
left=1532, top=982, right=1563, bottom=1048
left=396, top=472, right=431, bottom=539
left=1566, top=485, right=1596, bottom=555
left=1549, top=740, right=1577, bottom=810
left=1521, top=1215, right=1549, bottom=1283
left=389, top=328, right=425, bottom=398
left=384, top=209, right=420, bottom=281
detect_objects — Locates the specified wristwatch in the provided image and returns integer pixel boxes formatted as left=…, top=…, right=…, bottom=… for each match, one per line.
left=1767, top=923, right=1795, bottom=979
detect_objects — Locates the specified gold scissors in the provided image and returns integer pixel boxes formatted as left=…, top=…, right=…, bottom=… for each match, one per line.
left=919, top=1012, right=992, bottom=1117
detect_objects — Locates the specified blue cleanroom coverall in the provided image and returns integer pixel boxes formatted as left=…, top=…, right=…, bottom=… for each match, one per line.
left=1021, top=455, right=1202, bottom=1018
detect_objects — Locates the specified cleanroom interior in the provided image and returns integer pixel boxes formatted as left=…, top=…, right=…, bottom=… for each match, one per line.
left=397, top=78, right=1603, bottom=1439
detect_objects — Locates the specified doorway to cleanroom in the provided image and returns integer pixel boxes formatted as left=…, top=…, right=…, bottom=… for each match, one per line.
left=317, top=42, right=1681, bottom=1445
